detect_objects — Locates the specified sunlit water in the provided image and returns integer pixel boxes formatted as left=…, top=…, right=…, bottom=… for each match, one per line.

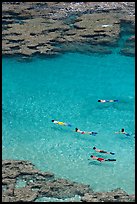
left=2, top=51, right=135, bottom=194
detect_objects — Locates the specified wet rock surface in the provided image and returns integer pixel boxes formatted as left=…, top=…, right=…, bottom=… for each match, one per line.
left=81, top=189, right=135, bottom=202
left=2, top=160, right=135, bottom=202
left=2, top=2, right=135, bottom=58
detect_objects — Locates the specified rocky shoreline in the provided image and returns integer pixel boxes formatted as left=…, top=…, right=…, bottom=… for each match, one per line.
left=2, top=160, right=135, bottom=202
left=2, top=2, right=135, bottom=202
left=2, top=2, right=135, bottom=59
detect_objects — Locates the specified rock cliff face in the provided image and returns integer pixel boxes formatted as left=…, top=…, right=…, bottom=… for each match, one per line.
left=2, top=160, right=135, bottom=202
left=2, top=2, right=135, bottom=58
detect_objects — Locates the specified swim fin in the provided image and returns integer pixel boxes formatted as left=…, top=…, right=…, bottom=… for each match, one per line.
left=110, top=152, right=115, bottom=155
left=106, top=159, right=116, bottom=161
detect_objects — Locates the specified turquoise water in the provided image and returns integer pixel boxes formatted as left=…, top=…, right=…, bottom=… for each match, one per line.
left=2, top=52, right=135, bottom=194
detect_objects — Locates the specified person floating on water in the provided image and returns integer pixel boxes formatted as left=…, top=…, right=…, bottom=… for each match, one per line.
left=93, top=147, right=115, bottom=155
left=98, top=99, right=118, bottom=103
left=90, top=155, right=116, bottom=162
left=75, top=128, right=97, bottom=135
left=51, top=120, right=72, bottom=127
left=115, top=128, right=130, bottom=136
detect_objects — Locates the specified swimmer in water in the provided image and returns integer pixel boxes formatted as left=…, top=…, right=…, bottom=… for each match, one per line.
left=75, top=128, right=97, bottom=135
left=90, top=155, right=116, bottom=162
left=115, top=128, right=130, bottom=136
left=98, top=99, right=118, bottom=103
left=51, top=120, right=72, bottom=127
left=93, top=147, right=115, bottom=155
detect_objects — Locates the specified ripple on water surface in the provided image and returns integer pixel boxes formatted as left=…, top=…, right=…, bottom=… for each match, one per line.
left=2, top=51, right=135, bottom=194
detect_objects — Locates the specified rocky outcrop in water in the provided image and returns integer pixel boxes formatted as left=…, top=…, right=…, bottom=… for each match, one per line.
left=119, top=35, right=135, bottom=57
left=2, top=2, right=135, bottom=58
left=2, top=160, right=135, bottom=202
left=81, top=190, right=135, bottom=202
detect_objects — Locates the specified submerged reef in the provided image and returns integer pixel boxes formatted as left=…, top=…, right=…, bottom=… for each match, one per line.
left=2, top=2, right=135, bottom=59
left=2, top=160, right=135, bottom=202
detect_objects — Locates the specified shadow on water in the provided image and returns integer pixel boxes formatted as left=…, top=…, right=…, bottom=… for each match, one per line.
left=88, top=160, right=116, bottom=167
left=51, top=126, right=73, bottom=133
left=88, top=161, right=105, bottom=166
left=91, top=153, right=113, bottom=158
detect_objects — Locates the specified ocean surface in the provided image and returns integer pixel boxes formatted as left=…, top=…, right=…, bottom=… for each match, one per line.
left=2, top=49, right=135, bottom=195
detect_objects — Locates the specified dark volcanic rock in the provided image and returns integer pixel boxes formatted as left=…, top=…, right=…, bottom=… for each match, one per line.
left=2, top=2, right=135, bottom=58
left=119, top=34, right=135, bottom=57
left=2, top=160, right=135, bottom=202
left=2, top=160, right=92, bottom=202
left=119, top=48, right=135, bottom=57
left=38, top=178, right=91, bottom=199
left=81, top=188, right=135, bottom=202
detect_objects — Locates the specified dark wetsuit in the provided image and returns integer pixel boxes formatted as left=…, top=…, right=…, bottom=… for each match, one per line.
left=100, top=150, right=107, bottom=153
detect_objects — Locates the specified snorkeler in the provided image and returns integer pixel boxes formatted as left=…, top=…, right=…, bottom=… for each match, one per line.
left=98, top=99, right=118, bottom=103
left=75, top=128, right=97, bottom=135
left=51, top=120, right=72, bottom=127
left=93, top=147, right=115, bottom=155
left=90, top=155, right=116, bottom=162
left=115, top=128, right=130, bottom=136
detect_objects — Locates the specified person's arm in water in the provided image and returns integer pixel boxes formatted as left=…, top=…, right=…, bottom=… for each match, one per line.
left=121, top=129, right=130, bottom=135
left=115, top=128, right=124, bottom=134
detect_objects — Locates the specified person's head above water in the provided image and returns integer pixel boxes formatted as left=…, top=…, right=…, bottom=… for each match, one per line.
left=51, top=120, right=54, bottom=122
left=98, top=100, right=101, bottom=102
left=90, top=155, right=93, bottom=158
left=121, top=128, right=125, bottom=132
left=75, top=128, right=78, bottom=132
left=93, top=147, right=96, bottom=150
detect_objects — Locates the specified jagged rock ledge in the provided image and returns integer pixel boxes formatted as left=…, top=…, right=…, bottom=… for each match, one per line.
left=2, top=160, right=135, bottom=202
left=2, top=2, right=135, bottom=58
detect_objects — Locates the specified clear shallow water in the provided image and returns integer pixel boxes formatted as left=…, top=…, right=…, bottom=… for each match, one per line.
left=2, top=52, right=135, bottom=194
